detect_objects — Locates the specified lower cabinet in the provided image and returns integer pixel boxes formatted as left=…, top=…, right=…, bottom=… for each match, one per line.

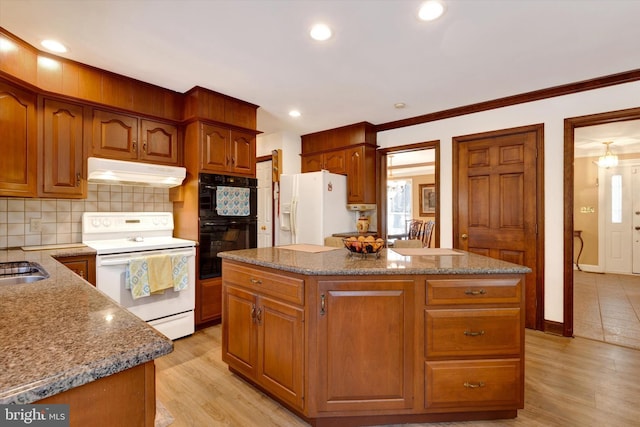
left=196, top=277, right=222, bottom=325
left=221, top=259, right=525, bottom=425
left=55, top=254, right=96, bottom=286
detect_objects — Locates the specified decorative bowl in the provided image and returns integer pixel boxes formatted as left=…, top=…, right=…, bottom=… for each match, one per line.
left=342, top=237, right=385, bottom=258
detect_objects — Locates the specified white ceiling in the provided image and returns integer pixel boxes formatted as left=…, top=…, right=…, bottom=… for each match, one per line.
left=2, top=0, right=640, bottom=139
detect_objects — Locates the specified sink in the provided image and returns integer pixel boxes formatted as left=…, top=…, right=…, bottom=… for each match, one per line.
left=0, top=261, right=49, bottom=285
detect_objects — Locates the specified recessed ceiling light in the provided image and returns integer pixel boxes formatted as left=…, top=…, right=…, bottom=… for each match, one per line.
left=394, top=102, right=406, bottom=109
left=41, top=39, right=67, bottom=53
left=289, top=110, right=301, bottom=118
left=310, top=23, right=332, bottom=41
left=418, top=0, right=445, bottom=21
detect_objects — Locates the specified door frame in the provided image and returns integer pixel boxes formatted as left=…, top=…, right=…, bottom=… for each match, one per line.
left=563, top=106, right=640, bottom=337
left=453, top=124, right=545, bottom=331
left=377, top=141, right=440, bottom=247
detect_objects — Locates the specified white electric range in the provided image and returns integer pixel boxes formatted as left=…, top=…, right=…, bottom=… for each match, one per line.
left=82, top=212, right=197, bottom=340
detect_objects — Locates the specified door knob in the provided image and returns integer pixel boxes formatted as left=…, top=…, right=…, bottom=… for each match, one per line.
left=461, top=233, right=469, bottom=240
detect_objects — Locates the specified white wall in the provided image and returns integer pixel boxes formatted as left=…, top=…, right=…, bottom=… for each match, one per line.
left=256, top=131, right=301, bottom=175
left=377, top=80, right=640, bottom=323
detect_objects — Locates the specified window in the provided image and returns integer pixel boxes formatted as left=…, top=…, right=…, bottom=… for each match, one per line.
left=387, top=180, right=412, bottom=237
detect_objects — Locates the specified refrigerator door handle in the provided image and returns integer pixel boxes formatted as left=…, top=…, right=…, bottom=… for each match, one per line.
left=290, top=198, right=298, bottom=243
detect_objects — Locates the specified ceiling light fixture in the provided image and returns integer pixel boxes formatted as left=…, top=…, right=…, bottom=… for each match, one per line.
left=289, top=110, right=301, bottom=118
left=41, top=39, right=67, bottom=53
left=418, top=0, right=445, bottom=21
left=310, top=23, right=332, bottom=41
left=394, top=102, right=406, bottom=109
left=597, top=141, right=618, bottom=168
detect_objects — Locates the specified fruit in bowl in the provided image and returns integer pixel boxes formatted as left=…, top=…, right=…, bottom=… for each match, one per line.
left=343, top=236, right=385, bottom=255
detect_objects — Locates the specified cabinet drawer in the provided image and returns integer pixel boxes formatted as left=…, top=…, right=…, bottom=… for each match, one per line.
left=425, top=359, right=522, bottom=411
left=425, top=308, right=520, bottom=358
left=222, top=262, right=304, bottom=305
left=426, top=278, right=521, bottom=305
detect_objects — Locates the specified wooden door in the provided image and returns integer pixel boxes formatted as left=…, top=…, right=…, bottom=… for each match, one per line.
left=301, top=153, right=323, bottom=172
left=140, top=120, right=178, bottom=165
left=0, top=81, right=37, bottom=197
left=200, top=123, right=229, bottom=172
left=230, top=130, right=256, bottom=176
left=197, top=277, right=222, bottom=325
left=316, top=278, right=415, bottom=412
left=92, top=109, right=138, bottom=160
left=41, top=98, right=86, bottom=197
left=323, top=150, right=346, bottom=174
left=222, top=284, right=258, bottom=378
left=454, top=125, right=541, bottom=329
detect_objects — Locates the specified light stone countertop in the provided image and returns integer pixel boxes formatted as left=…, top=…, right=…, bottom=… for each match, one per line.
left=0, top=246, right=173, bottom=404
left=218, top=246, right=532, bottom=275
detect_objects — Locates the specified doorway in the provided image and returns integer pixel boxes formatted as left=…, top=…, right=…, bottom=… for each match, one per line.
left=378, top=141, right=439, bottom=247
left=564, top=106, right=640, bottom=337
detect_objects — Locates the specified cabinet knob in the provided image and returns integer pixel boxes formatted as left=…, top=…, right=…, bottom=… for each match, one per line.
left=461, top=233, right=469, bottom=240
left=76, top=173, right=81, bottom=187
left=143, top=141, right=147, bottom=153
left=132, top=141, right=137, bottom=152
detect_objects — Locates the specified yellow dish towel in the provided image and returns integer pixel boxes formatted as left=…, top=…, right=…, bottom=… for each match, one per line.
left=126, top=258, right=150, bottom=299
left=147, top=255, right=173, bottom=294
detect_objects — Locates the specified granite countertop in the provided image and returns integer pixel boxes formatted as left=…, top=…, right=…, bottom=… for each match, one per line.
left=0, top=246, right=173, bottom=404
left=218, top=246, right=532, bottom=275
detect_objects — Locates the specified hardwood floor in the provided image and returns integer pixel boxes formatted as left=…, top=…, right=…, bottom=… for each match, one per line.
left=155, top=326, right=640, bottom=427
left=574, top=270, right=640, bottom=349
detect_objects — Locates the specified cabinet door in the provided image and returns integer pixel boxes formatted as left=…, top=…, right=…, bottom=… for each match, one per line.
left=230, top=130, right=256, bottom=176
left=41, top=98, right=86, bottom=198
left=301, top=153, right=323, bottom=173
left=316, top=278, right=415, bottom=412
left=200, top=123, right=229, bottom=172
left=0, top=81, right=37, bottom=197
left=197, top=277, right=222, bottom=325
left=56, top=255, right=96, bottom=286
left=222, top=284, right=258, bottom=378
left=346, top=146, right=365, bottom=203
left=92, top=109, right=138, bottom=160
left=139, top=120, right=179, bottom=165
left=323, top=150, right=346, bottom=174
left=258, top=295, right=304, bottom=410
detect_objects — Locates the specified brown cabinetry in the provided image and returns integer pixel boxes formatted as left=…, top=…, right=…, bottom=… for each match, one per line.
left=301, top=122, right=377, bottom=204
left=196, top=277, right=222, bottom=324
left=55, top=254, right=96, bottom=286
left=222, top=262, right=304, bottom=410
left=40, top=98, right=87, bottom=198
left=0, top=81, right=37, bottom=197
left=92, top=109, right=179, bottom=166
left=315, top=278, right=415, bottom=412
left=424, top=277, right=524, bottom=412
left=200, top=123, right=256, bottom=176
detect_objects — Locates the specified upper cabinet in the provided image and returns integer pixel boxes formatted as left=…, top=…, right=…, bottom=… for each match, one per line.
left=39, top=97, right=87, bottom=198
left=301, top=122, right=377, bottom=204
left=0, top=81, right=37, bottom=197
left=91, top=110, right=179, bottom=166
left=197, top=123, right=256, bottom=177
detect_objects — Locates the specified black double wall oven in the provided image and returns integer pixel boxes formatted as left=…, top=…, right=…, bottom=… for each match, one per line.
left=198, top=173, right=257, bottom=280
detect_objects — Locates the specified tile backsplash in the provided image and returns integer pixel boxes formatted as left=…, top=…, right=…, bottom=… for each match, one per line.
left=0, top=184, right=173, bottom=248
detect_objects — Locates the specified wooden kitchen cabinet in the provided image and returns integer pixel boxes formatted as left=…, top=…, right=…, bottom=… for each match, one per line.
left=345, top=145, right=376, bottom=204
left=301, top=149, right=346, bottom=174
left=55, top=254, right=96, bottom=286
left=315, top=278, right=415, bottom=412
left=222, top=262, right=305, bottom=410
left=40, top=98, right=87, bottom=198
left=92, top=109, right=179, bottom=166
left=200, top=123, right=256, bottom=176
left=0, top=81, right=37, bottom=197
left=196, top=277, right=222, bottom=325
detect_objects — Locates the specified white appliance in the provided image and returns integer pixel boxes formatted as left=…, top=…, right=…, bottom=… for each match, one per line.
left=82, top=212, right=196, bottom=340
left=87, top=157, right=186, bottom=188
left=278, top=171, right=353, bottom=245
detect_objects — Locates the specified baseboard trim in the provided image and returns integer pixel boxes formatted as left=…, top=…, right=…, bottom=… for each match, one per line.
left=544, top=320, right=565, bottom=336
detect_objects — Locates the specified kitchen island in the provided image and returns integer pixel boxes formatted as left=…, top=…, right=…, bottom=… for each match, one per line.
left=0, top=247, right=172, bottom=426
left=219, top=245, right=530, bottom=427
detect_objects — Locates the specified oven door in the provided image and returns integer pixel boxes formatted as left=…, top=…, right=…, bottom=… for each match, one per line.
left=95, top=246, right=196, bottom=322
left=199, top=218, right=257, bottom=280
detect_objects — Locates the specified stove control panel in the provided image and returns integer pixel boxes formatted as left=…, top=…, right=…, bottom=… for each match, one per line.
left=82, top=212, right=173, bottom=235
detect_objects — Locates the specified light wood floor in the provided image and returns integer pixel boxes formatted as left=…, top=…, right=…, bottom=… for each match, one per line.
left=574, top=270, right=640, bottom=349
left=155, top=326, right=640, bottom=427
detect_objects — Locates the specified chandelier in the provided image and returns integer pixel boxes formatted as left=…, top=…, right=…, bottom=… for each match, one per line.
left=597, top=142, right=618, bottom=168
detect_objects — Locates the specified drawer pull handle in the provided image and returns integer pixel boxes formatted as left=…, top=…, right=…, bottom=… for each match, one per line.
left=250, top=304, right=256, bottom=323
left=464, top=289, right=487, bottom=296
left=250, top=278, right=262, bottom=285
left=464, top=381, right=485, bottom=389
left=464, top=330, right=485, bottom=337
left=255, top=307, right=262, bottom=324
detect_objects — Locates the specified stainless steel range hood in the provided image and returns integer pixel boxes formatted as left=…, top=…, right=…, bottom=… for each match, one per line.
left=87, top=157, right=186, bottom=188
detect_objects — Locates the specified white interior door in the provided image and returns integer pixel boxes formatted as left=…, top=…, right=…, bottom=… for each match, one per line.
left=602, top=164, right=633, bottom=274
left=632, top=167, right=640, bottom=273
left=257, top=161, right=273, bottom=248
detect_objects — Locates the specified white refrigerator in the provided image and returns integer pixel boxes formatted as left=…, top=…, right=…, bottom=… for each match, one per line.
left=278, top=171, right=353, bottom=245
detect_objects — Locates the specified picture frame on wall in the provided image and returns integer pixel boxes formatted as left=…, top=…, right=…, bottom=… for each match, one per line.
left=419, top=184, right=436, bottom=216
